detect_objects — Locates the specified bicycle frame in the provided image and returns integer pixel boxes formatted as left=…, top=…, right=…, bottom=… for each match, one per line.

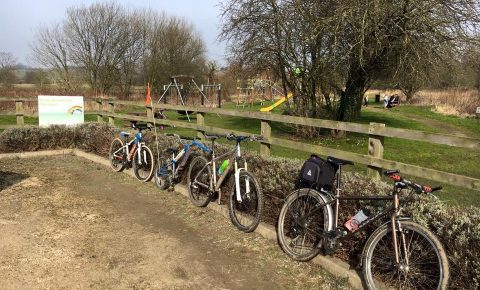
left=299, top=165, right=408, bottom=265
left=166, top=140, right=211, bottom=180
left=195, top=139, right=250, bottom=204
left=113, top=132, right=147, bottom=165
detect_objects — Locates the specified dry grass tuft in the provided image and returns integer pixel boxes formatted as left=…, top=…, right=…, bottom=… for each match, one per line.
left=412, top=89, right=480, bottom=116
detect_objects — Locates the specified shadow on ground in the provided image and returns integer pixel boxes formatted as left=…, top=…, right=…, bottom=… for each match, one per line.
left=0, top=171, right=29, bottom=191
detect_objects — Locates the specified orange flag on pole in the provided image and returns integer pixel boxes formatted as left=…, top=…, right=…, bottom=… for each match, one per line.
left=145, top=83, right=152, bottom=105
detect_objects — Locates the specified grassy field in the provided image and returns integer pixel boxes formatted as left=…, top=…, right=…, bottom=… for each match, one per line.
left=1, top=99, right=479, bottom=206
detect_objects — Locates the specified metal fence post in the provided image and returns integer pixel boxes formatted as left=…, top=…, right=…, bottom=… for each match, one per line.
left=260, top=119, right=271, bottom=157
left=196, top=112, right=205, bottom=140
left=367, top=122, right=385, bottom=179
left=108, top=101, right=115, bottom=125
left=96, top=99, right=103, bottom=123
left=15, top=100, right=24, bottom=127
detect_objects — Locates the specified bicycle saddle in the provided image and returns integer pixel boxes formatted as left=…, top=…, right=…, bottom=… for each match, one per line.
left=120, top=132, right=130, bottom=137
left=326, top=156, right=354, bottom=166
left=134, top=123, right=150, bottom=130
left=165, top=148, right=178, bottom=154
left=205, top=134, right=221, bottom=140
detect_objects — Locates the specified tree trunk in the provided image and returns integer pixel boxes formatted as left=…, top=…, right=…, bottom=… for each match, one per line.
left=336, top=67, right=368, bottom=121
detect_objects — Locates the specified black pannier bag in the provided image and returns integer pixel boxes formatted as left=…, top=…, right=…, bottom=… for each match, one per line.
left=295, top=154, right=337, bottom=191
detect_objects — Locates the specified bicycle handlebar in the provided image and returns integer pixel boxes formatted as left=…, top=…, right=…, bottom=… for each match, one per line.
left=131, top=123, right=151, bottom=131
left=384, top=169, right=442, bottom=194
left=225, top=132, right=264, bottom=142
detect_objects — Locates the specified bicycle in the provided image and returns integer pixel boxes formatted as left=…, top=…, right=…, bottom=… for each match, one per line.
left=277, top=157, right=449, bottom=290
left=108, top=122, right=155, bottom=182
left=154, top=133, right=211, bottom=190
left=187, top=133, right=264, bottom=233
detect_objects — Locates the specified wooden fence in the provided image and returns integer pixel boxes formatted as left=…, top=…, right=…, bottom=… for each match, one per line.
left=1, top=97, right=479, bottom=191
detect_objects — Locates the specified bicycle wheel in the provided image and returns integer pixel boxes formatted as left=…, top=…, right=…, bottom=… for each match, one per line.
left=277, top=188, right=330, bottom=261
left=109, top=138, right=125, bottom=172
left=154, top=157, right=170, bottom=190
left=228, top=170, right=264, bottom=233
left=133, top=145, right=155, bottom=182
left=363, top=220, right=449, bottom=290
left=187, top=155, right=212, bottom=207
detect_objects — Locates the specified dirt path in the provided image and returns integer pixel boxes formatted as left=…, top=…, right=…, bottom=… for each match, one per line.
left=364, top=107, right=470, bottom=137
left=0, top=155, right=348, bottom=289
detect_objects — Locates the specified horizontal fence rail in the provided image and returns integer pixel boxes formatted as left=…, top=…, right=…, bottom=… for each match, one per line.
left=1, top=97, right=479, bottom=191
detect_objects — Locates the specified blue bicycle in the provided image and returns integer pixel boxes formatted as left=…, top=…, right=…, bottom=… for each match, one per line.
left=154, top=134, right=211, bottom=190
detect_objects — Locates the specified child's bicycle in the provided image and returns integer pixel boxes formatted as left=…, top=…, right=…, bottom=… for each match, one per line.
left=187, top=133, right=264, bottom=233
left=108, top=122, right=155, bottom=182
left=277, top=157, right=449, bottom=290
left=154, top=133, right=211, bottom=190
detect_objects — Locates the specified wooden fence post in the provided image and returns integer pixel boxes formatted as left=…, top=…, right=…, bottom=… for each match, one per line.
left=196, top=112, right=205, bottom=140
left=108, top=101, right=115, bottom=125
left=367, top=122, right=385, bottom=179
left=96, top=99, right=103, bottom=123
left=217, top=88, right=221, bottom=108
left=15, top=100, right=24, bottom=127
left=146, top=105, right=153, bottom=127
left=260, top=119, right=271, bottom=157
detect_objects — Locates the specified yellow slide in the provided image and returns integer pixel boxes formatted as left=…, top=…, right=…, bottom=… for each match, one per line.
left=260, top=92, right=293, bottom=112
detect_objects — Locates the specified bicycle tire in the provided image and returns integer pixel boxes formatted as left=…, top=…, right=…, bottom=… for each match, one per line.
left=277, top=188, right=330, bottom=261
left=133, top=145, right=155, bottom=182
left=228, top=170, right=264, bottom=233
left=109, top=138, right=125, bottom=172
left=187, top=155, right=212, bottom=207
left=154, top=157, right=170, bottom=190
left=363, top=220, right=449, bottom=290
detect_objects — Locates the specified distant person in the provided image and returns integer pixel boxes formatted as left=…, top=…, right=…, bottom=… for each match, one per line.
left=363, top=95, right=369, bottom=107
left=384, top=94, right=389, bottom=109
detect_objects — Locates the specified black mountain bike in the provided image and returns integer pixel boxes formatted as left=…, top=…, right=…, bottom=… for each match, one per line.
left=277, top=157, right=449, bottom=289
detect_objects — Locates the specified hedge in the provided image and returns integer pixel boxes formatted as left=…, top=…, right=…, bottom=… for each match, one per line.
left=0, top=123, right=478, bottom=289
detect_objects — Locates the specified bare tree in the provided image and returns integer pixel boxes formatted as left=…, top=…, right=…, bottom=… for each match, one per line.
left=0, top=52, right=17, bottom=87
left=64, top=1, right=128, bottom=94
left=221, top=0, right=480, bottom=121
left=30, top=2, right=208, bottom=97
left=30, top=24, right=74, bottom=90
left=144, top=13, right=207, bottom=92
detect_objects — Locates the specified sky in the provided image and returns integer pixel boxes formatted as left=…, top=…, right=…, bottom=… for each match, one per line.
left=0, top=0, right=227, bottom=66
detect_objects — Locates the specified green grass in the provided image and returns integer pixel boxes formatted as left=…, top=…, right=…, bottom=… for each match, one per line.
left=393, top=105, right=480, bottom=137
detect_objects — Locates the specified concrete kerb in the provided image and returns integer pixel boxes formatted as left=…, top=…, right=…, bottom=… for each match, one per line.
left=0, top=149, right=364, bottom=289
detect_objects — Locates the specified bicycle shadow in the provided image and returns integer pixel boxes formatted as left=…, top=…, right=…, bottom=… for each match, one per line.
left=0, top=171, right=29, bottom=191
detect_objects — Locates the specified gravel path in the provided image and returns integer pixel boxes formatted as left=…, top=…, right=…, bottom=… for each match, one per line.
left=0, top=155, right=348, bottom=289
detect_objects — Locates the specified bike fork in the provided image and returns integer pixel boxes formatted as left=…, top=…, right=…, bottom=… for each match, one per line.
left=136, top=143, right=142, bottom=165
left=391, top=194, right=409, bottom=267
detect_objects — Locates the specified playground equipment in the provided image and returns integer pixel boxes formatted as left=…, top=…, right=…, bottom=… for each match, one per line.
left=236, top=78, right=283, bottom=108
left=260, top=92, right=293, bottom=112
left=158, top=75, right=218, bottom=122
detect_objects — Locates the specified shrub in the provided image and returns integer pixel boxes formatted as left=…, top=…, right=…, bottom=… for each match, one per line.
left=0, top=124, right=478, bottom=289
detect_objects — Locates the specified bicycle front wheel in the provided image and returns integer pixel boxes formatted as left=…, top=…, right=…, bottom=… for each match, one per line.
left=109, top=138, right=125, bottom=172
left=228, top=171, right=264, bottom=233
left=363, top=220, right=449, bottom=290
left=187, top=156, right=212, bottom=207
left=133, top=145, right=155, bottom=182
left=277, top=188, right=330, bottom=261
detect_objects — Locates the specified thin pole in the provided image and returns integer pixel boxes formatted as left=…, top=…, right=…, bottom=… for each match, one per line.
left=173, top=77, right=191, bottom=122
